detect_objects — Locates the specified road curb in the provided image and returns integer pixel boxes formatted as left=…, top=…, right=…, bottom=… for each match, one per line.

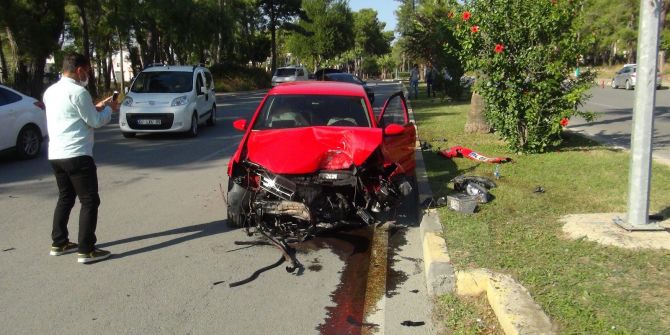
left=407, top=93, right=556, bottom=335
left=456, top=269, right=557, bottom=335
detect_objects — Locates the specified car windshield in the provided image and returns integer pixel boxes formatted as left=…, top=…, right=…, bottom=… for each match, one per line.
left=131, top=71, right=193, bottom=93
left=275, top=68, right=297, bottom=77
left=252, top=95, right=371, bottom=130
left=326, top=74, right=363, bottom=85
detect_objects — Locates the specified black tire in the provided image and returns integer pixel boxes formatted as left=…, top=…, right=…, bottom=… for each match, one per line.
left=122, top=132, right=136, bottom=138
left=207, top=105, right=216, bottom=126
left=226, top=179, right=250, bottom=228
left=16, top=125, right=42, bottom=160
left=186, top=113, right=198, bottom=138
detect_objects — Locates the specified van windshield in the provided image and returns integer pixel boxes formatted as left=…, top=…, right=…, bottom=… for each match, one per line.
left=275, top=68, right=297, bottom=77
left=131, top=71, right=193, bottom=93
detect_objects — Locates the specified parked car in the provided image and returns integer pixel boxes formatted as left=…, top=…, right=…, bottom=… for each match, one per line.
left=0, top=85, right=47, bottom=159
left=611, top=64, right=662, bottom=90
left=119, top=64, right=217, bottom=138
left=321, top=72, right=375, bottom=103
left=314, top=68, right=343, bottom=80
left=226, top=81, right=416, bottom=255
left=271, top=66, right=310, bottom=86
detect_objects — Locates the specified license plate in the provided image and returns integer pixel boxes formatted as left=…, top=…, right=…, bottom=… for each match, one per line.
left=137, top=119, right=161, bottom=125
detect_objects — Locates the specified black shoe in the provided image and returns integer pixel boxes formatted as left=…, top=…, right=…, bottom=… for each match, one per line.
left=50, top=241, right=78, bottom=256
left=77, top=249, right=111, bottom=264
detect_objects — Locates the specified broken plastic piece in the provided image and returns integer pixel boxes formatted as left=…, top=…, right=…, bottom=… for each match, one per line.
left=439, top=146, right=512, bottom=164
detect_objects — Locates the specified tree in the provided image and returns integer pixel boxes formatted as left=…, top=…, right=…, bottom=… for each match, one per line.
left=0, top=0, right=65, bottom=97
left=352, top=8, right=392, bottom=76
left=286, top=0, right=353, bottom=70
left=457, top=0, right=595, bottom=152
left=257, top=0, right=306, bottom=73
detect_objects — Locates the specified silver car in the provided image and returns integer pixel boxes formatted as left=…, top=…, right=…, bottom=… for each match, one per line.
left=271, top=66, right=310, bottom=86
left=611, top=64, right=662, bottom=90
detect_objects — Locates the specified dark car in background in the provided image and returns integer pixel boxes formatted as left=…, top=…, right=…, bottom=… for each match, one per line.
left=321, top=72, right=375, bottom=103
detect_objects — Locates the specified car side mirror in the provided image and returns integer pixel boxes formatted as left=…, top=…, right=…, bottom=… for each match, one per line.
left=124, top=87, right=129, bottom=94
left=233, top=119, right=247, bottom=132
left=384, top=123, right=404, bottom=136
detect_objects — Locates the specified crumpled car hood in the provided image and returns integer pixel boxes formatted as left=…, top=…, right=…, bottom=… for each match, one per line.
left=245, top=127, right=382, bottom=174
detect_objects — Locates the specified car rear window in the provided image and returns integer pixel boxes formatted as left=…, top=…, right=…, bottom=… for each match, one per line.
left=0, top=87, right=22, bottom=106
left=252, top=95, right=371, bottom=130
left=275, top=68, right=297, bottom=77
left=131, top=71, right=193, bottom=93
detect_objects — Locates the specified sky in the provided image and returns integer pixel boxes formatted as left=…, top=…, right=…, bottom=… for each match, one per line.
left=348, top=0, right=399, bottom=32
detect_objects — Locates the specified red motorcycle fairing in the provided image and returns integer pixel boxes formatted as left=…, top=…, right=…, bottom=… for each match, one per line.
left=243, top=126, right=383, bottom=175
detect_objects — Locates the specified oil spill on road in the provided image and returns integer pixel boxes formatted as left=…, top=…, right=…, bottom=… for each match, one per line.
left=295, top=227, right=373, bottom=335
left=386, top=225, right=410, bottom=298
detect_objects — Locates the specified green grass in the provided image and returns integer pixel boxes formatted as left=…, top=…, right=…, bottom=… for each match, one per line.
left=412, top=99, right=670, bottom=334
left=438, top=294, right=504, bottom=335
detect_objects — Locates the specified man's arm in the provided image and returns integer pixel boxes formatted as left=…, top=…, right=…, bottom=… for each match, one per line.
left=74, top=91, right=112, bottom=128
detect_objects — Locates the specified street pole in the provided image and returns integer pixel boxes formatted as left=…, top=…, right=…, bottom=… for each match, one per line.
left=617, top=0, right=664, bottom=231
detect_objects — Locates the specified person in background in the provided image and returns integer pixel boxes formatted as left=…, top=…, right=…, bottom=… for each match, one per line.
left=43, top=52, right=119, bottom=264
left=426, top=63, right=437, bottom=98
left=409, top=64, right=419, bottom=99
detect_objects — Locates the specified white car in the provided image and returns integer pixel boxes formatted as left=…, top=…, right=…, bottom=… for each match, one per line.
left=120, top=65, right=217, bottom=138
left=0, top=85, right=47, bottom=159
left=271, top=66, right=310, bottom=86
left=611, top=63, right=662, bottom=90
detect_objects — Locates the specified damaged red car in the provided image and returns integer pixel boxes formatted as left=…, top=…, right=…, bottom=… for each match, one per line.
left=226, top=81, right=416, bottom=247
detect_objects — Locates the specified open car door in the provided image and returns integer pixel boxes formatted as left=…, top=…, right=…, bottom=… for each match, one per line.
left=377, top=91, right=416, bottom=176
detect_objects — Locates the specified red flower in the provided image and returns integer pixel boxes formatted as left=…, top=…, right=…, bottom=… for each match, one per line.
left=560, top=118, right=569, bottom=127
left=494, top=44, right=505, bottom=53
left=448, top=11, right=455, bottom=19
left=470, top=25, right=480, bottom=33
left=462, top=11, right=471, bottom=21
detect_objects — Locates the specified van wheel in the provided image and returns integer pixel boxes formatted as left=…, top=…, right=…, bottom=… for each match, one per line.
left=625, top=80, right=632, bottom=90
left=16, top=125, right=42, bottom=160
left=207, top=105, right=216, bottom=126
left=187, top=113, right=198, bottom=138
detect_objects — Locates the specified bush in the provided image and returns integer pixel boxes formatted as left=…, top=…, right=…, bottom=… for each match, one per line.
left=453, top=0, right=595, bottom=153
left=209, top=63, right=271, bottom=92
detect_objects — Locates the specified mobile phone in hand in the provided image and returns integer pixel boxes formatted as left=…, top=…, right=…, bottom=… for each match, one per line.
left=112, top=91, right=119, bottom=102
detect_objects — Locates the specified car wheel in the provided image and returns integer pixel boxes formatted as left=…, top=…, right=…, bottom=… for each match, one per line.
left=611, top=80, right=617, bottom=89
left=16, top=125, right=42, bottom=160
left=207, top=105, right=216, bottom=126
left=625, top=80, right=632, bottom=90
left=226, top=179, right=249, bottom=228
left=122, top=132, right=136, bottom=138
left=187, top=113, right=198, bottom=138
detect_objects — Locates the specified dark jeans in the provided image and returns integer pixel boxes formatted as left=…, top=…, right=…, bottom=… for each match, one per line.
left=50, top=155, right=100, bottom=253
left=426, top=80, right=435, bottom=97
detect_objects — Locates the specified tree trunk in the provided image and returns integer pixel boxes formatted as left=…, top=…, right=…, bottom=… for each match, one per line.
left=270, top=11, right=277, bottom=73
left=0, top=36, right=7, bottom=84
left=76, top=1, right=97, bottom=98
left=464, top=92, right=491, bottom=134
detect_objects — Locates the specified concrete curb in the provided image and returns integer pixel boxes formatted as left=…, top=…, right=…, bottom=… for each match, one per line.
left=406, top=91, right=556, bottom=335
left=456, top=269, right=557, bottom=335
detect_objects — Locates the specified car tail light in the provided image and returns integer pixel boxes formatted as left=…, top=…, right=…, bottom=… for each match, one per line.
left=34, top=101, right=45, bottom=110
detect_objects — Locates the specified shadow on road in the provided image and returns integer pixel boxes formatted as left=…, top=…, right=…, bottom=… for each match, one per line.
left=97, top=220, right=231, bottom=259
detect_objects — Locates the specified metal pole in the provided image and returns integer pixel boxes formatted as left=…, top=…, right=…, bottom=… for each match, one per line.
left=617, top=0, right=664, bottom=231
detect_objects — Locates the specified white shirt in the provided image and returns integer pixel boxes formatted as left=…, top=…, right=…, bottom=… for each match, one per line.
left=44, top=77, right=112, bottom=160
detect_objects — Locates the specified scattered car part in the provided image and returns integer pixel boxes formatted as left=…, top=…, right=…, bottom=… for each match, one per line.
left=439, top=146, right=512, bottom=164
left=446, top=193, right=478, bottom=213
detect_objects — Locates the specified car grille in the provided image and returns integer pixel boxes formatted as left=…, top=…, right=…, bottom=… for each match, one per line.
left=126, top=113, right=174, bottom=130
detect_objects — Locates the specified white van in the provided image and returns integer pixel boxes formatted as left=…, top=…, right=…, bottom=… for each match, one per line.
left=271, top=66, right=310, bottom=86
left=120, top=64, right=216, bottom=138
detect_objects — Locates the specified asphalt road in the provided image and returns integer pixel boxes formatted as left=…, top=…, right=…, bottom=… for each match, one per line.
left=573, top=86, right=670, bottom=162
left=0, top=82, right=433, bottom=334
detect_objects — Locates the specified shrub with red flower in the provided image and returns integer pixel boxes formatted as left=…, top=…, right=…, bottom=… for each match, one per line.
left=452, top=0, right=596, bottom=153
left=462, top=11, right=471, bottom=21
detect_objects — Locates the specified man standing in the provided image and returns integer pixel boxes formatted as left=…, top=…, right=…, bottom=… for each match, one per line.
left=44, top=52, right=118, bottom=264
left=425, top=63, right=436, bottom=98
left=409, top=64, right=419, bottom=99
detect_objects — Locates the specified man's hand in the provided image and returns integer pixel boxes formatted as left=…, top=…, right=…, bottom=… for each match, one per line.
left=96, top=96, right=120, bottom=113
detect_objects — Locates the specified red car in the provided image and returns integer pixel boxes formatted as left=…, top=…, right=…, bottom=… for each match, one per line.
left=226, top=81, right=416, bottom=244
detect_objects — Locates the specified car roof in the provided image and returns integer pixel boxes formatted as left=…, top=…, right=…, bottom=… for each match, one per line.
left=142, top=65, right=202, bottom=73
left=277, top=66, right=303, bottom=70
left=268, top=81, right=367, bottom=96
